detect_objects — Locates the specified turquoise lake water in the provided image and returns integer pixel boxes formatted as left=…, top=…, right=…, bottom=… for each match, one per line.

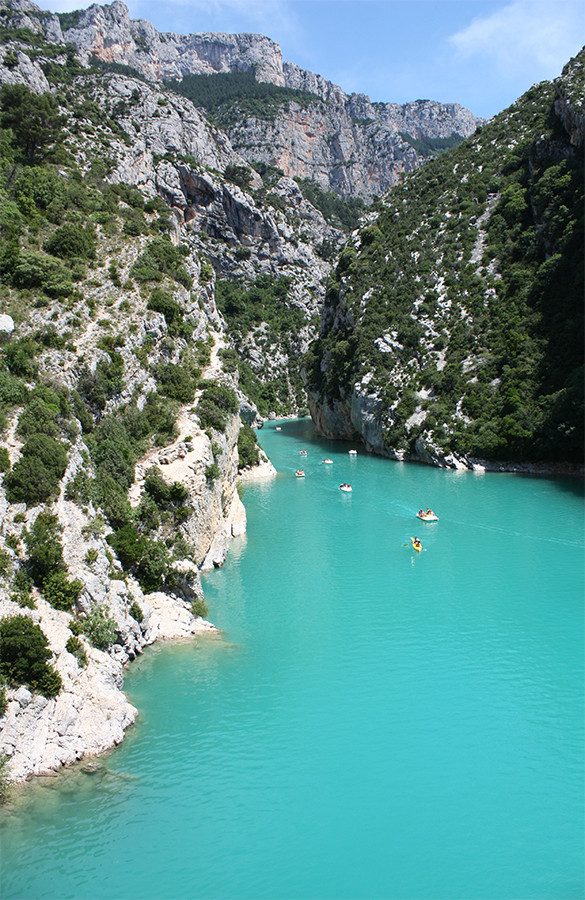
left=1, top=419, right=584, bottom=900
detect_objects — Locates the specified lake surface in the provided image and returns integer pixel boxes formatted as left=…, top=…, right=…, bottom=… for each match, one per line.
left=1, top=419, right=583, bottom=900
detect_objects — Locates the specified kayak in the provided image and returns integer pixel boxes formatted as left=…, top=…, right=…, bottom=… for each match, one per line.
left=411, top=537, right=422, bottom=552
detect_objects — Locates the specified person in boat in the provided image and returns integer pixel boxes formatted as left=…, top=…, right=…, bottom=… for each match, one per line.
left=413, top=536, right=422, bottom=550
left=419, top=509, right=424, bottom=517
left=426, top=508, right=433, bottom=516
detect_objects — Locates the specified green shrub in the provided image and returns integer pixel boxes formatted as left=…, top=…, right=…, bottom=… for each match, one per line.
left=81, top=604, right=117, bottom=651
left=129, top=601, right=143, bottom=623
left=107, top=524, right=145, bottom=571
left=11, top=251, right=74, bottom=297
left=153, top=363, right=198, bottom=402
left=14, top=167, right=66, bottom=212
left=65, top=635, right=88, bottom=667
left=44, top=223, right=96, bottom=260
left=107, top=526, right=170, bottom=593
left=237, top=423, right=260, bottom=470
left=85, top=547, right=99, bottom=566
left=5, top=435, right=68, bottom=505
left=0, top=614, right=62, bottom=697
left=195, top=381, right=238, bottom=433
left=144, top=469, right=188, bottom=506
left=205, top=462, right=220, bottom=482
left=0, top=752, right=10, bottom=805
left=42, top=570, right=82, bottom=611
left=191, top=596, right=209, bottom=618
left=130, top=237, right=191, bottom=286
left=23, top=510, right=65, bottom=585
left=147, top=288, right=183, bottom=328
left=0, top=548, right=12, bottom=579
left=0, top=448, right=10, bottom=473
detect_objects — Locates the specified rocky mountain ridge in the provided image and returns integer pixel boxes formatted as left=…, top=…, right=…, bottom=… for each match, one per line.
left=0, top=0, right=482, bottom=199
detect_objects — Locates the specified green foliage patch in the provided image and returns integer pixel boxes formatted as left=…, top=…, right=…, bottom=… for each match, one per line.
left=0, top=614, right=62, bottom=697
left=195, top=380, right=239, bottom=433
left=167, top=69, right=320, bottom=125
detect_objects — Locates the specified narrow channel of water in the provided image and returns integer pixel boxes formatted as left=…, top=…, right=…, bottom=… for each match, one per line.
left=1, top=419, right=583, bottom=899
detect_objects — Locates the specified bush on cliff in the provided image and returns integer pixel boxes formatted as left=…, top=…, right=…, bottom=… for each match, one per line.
left=107, top=524, right=171, bottom=593
left=4, top=434, right=68, bottom=505
left=23, top=511, right=82, bottom=610
left=81, top=604, right=117, bottom=651
left=195, top=380, right=238, bottom=433
left=0, top=614, right=62, bottom=697
left=237, top=423, right=260, bottom=470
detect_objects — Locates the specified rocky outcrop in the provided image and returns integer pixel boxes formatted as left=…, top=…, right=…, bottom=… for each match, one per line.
left=62, top=1, right=286, bottom=85
left=554, top=51, right=585, bottom=148
left=0, top=0, right=482, bottom=201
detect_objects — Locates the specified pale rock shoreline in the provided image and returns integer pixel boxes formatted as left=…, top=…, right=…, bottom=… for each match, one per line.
left=0, top=453, right=276, bottom=786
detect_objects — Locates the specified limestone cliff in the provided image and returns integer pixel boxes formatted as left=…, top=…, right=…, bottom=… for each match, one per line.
left=0, top=0, right=482, bottom=200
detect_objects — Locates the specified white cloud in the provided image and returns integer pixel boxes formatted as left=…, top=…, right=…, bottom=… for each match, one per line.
left=448, top=0, right=584, bottom=77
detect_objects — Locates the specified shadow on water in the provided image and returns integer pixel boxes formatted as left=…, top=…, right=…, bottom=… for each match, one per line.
left=530, top=474, right=585, bottom=499
left=264, top=417, right=365, bottom=455
left=270, top=420, right=585, bottom=496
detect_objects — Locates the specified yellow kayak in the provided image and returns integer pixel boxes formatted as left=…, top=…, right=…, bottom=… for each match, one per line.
left=411, top=537, right=422, bottom=552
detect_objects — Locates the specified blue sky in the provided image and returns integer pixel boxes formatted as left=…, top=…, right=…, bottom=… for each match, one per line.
left=48, top=0, right=584, bottom=119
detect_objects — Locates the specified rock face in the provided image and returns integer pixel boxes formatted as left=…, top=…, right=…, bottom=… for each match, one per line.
left=304, top=51, right=585, bottom=471
left=226, top=90, right=481, bottom=202
left=0, top=0, right=482, bottom=201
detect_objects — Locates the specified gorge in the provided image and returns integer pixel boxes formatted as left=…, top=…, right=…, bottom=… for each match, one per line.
left=0, top=0, right=582, bottom=791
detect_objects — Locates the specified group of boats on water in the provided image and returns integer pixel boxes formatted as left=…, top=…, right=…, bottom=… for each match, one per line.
left=295, top=448, right=356, bottom=491
left=285, top=434, right=439, bottom=551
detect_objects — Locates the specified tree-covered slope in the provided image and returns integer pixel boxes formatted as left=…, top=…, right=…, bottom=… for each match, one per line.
left=304, top=50, right=584, bottom=468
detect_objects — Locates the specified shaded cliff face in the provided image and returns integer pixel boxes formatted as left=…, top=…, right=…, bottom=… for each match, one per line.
left=304, top=49, right=585, bottom=470
left=0, top=0, right=481, bottom=201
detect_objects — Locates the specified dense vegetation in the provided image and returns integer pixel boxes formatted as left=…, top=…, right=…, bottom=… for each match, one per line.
left=0, top=614, right=62, bottom=698
left=168, top=69, right=321, bottom=126
left=398, top=132, right=465, bottom=158
left=294, top=178, right=365, bottom=232
left=216, top=275, right=311, bottom=415
left=305, top=53, right=584, bottom=464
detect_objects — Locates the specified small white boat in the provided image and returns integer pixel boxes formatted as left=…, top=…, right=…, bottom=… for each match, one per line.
left=295, top=470, right=305, bottom=477
left=276, top=426, right=281, bottom=431
left=322, top=458, right=333, bottom=464
left=299, top=449, right=307, bottom=456
left=416, top=511, right=439, bottom=522
left=339, top=484, right=352, bottom=492
left=348, top=449, right=357, bottom=456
